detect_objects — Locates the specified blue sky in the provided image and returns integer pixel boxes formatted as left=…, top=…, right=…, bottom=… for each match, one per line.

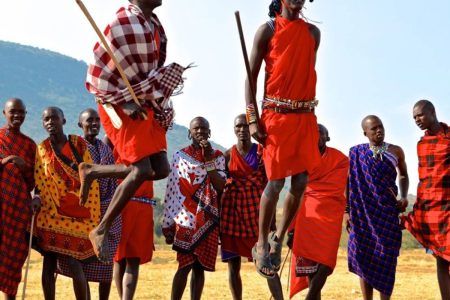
left=1, top=0, right=449, bottom=189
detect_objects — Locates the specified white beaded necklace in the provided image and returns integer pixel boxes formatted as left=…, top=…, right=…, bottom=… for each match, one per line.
left=369, top=142, right=388, bottom=160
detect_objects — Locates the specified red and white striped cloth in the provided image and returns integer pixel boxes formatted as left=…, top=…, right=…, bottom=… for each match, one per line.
left=86, top=4, right=185, bottom=106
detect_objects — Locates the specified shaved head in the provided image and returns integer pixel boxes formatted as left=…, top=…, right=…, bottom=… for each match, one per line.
left=42, top=106, right=64, bottom=119
left=414, top=99, right=435, bottom=114
left=79, top=108, right=98, bottom=123
left=361, top=115, right=382, bottom=130
left=4, top=98, right=25, bottom=111
left=190, top=116, right=209, bottom=129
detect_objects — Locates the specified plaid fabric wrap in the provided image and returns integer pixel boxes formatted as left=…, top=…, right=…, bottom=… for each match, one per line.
left=86, top=4, right=184, bottom=106
left=163, top=145, right=226, bottom=255
left=220, top=150, right=266, bottom=238
left=347, top=144, right=402, bottom=296
left=57, top=138, right=121, bottom=282
left=0, top=128, right=36, bottom=296
left=177, top=226, right=219, bottom=271
left=404, top=123, right=450, bottom=260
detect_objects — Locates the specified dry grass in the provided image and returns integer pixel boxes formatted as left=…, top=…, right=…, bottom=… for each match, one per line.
left=18, top=246, right=440, bottom=300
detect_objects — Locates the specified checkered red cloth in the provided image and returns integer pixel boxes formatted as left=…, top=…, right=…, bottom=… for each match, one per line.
left=177, top=227, right=219, bottom=271
left=220, top=144, right=266, bottom=238
left=0, top=128, right=36, bottom=296
left=86, top=4, right=185, bottom=105
left=404, top=123, right=450, bottom=260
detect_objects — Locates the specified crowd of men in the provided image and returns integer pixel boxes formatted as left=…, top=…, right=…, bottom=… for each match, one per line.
left=0, top=0, right=449, bottom=300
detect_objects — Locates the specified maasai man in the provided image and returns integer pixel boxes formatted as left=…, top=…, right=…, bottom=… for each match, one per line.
left=289, top=124, right=348, bottom=300
left=347, top=115, right=409, bottom=299
left=56, top=109, right=120, bottom=300
left=403, top=100, right=450, bottom=299
left=162, top=117, right=226, bottom=300
left=245, top=0, right=321, bottom=277
left=34, top=107, right=101, bottom=300
left=79, top=0, right=187, bottom=262
left=0, top=98, right=36, bottom=300
left=220, top=114, right=283, bottom=300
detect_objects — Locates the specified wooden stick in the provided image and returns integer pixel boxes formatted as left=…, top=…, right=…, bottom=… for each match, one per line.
left=75, top=0, right=146, bottom=120
left=268, top=249, right=292, bottom=300
left=21, top=213, right=35, bottom=300
left=234, top=11, right=260, bottom=124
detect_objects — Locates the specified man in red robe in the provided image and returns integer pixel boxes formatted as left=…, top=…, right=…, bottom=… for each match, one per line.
left=288, top=124, right=348, bottom=299
left=0, top=98, right=36, bottom=299
left=246, top=0, right=321, bottom=277
left=220, top=114, right=283, bottom=300
left=79, top=0, right=186, bottom=262
left=403, top=99, right=450, bottom=299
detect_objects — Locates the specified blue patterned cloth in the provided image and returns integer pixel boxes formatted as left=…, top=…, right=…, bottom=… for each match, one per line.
left=347, top=144, right=402, bottom=296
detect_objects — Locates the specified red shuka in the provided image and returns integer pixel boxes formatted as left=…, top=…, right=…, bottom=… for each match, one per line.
left=289, top=147, right=349, bottom=298
left=262, top=16, right=320, bottom=180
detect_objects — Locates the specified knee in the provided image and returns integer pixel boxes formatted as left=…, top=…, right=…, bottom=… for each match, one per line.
left=153, top=160, right=170, bottom=180
left=290, top=173, right=308, bottom=196
left=265, top=179, right=285, bottom=196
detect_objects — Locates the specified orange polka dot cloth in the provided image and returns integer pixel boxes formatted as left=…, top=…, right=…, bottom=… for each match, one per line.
left=34, top=135, right=100, bottom=260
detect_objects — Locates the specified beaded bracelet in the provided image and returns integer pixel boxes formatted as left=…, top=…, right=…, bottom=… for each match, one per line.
left=246, top=103, right=257, bottom=124
left=204, top=160, right=216, bottom=172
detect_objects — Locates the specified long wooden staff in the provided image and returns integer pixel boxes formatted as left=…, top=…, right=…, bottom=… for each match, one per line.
left=234, top=11, right=260, bottom=124
left=75, top=0, right=147, bottom=123
left=21, top=213, right=36, bottom=300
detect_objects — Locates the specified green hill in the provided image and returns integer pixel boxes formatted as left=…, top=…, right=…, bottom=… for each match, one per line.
left=0, top=40, right=224, bottom=199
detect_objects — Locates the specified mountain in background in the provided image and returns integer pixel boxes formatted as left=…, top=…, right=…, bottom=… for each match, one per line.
left=0, top=40, right=225, bottom=198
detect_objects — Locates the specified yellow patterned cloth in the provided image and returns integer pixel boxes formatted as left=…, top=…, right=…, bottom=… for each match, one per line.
left=34, top=135, right=100, bottom=260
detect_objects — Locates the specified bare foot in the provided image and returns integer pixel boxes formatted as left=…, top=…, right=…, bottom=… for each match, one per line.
left=79, top=162, right=93, bottom=206
left=89, top=227, right=109, bottom=263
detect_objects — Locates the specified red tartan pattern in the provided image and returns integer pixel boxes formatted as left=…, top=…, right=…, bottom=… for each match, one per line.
left=220, top=147, right=266, bottom=238
left=0, top=128, right=36, bottom=296
left=177, top=227, right=219, bottom=272
left=404, top=123, right=450, bottom=260
left=86, top=4, right=184, bottom=106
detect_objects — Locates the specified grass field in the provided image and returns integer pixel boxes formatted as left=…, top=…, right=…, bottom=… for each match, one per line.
left=18, top=246, right=440, bottom=300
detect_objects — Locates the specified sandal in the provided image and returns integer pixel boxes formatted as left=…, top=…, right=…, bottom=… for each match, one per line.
left=251, top=244, right=275, bottom=278
left=268, top=231, right=282, bottom=271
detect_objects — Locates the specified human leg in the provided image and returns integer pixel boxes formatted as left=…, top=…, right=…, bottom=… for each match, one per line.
left=270, top=173, right=308, bottom=269
left=190, top=262, right=205, bottom=300
left=171, top=264, right=193, bottom=300
left=88, top=158, right=153, bottom=262
left=66, top=257, right=88, bottom=300
left=113, top=260, right=126, bottom=298
left=98, top=282, right=112, bottom=300
left=267, top=274, right=284, bottom=300
left=42, top=253, right=57, bottom=300
left=227, top=257, right=242, bottom=300
left=148, top=151, right=170, bottom=180
left=255, top=179, right=285, bottom=277
left=436, top=256, right=450, bottom=300
left=276, top=172, right=308, bottom=243
left=121, top=258, right=140, bottom=300
left=3, top=292, right=15, bottom=300
left=359, top=278, right=373, bottom=300
left=305, top=264, right=332, bottom=300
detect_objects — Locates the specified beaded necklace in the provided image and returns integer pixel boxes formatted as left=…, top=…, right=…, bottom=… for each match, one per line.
left=369, top=142, right=388, bottom=160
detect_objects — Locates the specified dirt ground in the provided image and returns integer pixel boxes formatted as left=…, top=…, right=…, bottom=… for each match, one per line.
left=17, top=246, right=440, bottom=299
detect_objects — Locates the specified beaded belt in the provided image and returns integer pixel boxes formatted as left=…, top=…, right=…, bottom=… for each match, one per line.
left=263, top=96, right=318, bottom=113
left=130, top=196, right=157, bottom=206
